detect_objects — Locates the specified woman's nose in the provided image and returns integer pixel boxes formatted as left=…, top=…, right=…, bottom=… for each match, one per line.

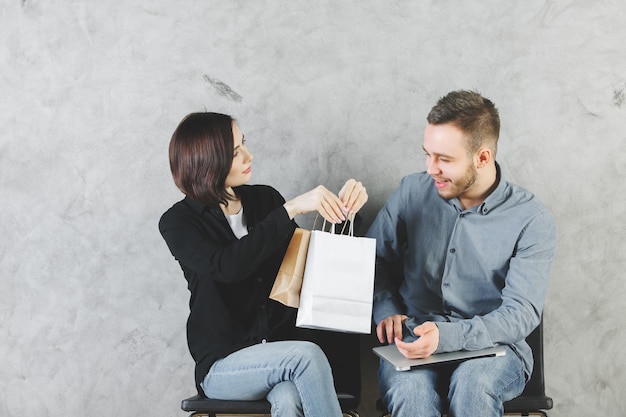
left=244, top=147, right=253, bottom=162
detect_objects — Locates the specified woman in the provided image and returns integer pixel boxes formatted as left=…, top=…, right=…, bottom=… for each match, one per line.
left=159, top=112, right=367, bottom=417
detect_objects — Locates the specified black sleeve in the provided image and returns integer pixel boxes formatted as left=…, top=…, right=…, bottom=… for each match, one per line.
left=159, top=190, right=296, bottom=283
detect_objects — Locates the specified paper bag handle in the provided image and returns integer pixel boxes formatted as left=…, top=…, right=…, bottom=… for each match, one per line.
left=318, top=213, right=355, bottom=236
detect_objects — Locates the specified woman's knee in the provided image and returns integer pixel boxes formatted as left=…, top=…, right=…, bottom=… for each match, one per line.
left=293, top=340, right=324, bottom=355
left=267, top=381, right=303, bottom=417
left=287, top=341, right=329, bottom=367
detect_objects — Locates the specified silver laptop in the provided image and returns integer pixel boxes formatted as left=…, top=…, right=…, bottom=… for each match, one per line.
left=373, top=344, right=506, bottom=371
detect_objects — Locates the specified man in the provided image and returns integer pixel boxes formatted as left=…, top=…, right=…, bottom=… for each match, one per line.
left=366, top=90, right=556, bottom=417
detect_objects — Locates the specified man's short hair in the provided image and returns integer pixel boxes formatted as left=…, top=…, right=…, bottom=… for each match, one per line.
left=427, top=90, right=500, bottom=156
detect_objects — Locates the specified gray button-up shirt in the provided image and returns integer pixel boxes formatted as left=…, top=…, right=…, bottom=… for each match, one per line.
left=366, top=165, right=556, bottom=376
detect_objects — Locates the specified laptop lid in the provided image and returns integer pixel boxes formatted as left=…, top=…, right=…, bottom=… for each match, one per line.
left=372, top=344, right=507, bottom=371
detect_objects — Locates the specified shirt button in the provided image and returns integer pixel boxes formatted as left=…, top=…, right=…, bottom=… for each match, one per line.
left=257, top=277, right=263, bottom=282
left=259, top=304, right=266, bottom=310
left=449, top=248, right=456, bottom=253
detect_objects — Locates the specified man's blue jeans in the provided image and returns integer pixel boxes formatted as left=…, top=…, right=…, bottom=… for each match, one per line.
left=201, top=340, right=343, bottom=417
left=379, top=345, right=526, bottom=417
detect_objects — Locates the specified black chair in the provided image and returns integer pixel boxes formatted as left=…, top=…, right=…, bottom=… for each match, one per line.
left=182, top=392, right=359, bottom=417
left=502, top=319, right=553, bottom=416
left=376, top=319, right=553, bottom=416
left=181, top=330, right=361, bottom=417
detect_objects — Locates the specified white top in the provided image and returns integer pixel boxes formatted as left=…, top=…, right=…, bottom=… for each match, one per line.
left=225, top=207, right=248, bottom=239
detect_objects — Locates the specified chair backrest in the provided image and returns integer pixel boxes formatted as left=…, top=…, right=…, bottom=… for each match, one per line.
left=521, top=319, right=546, bottom=397
left=501, top=317, right=553, bottom=414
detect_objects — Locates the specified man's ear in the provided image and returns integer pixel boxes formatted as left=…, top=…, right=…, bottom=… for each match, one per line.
left=476, top=147, right=492, bottom=168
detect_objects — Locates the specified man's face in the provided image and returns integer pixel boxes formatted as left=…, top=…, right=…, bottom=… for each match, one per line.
left=423, top=123, right=478, bottom=201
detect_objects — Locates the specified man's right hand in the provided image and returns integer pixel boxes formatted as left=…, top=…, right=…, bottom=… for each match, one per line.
left=376, top=314, right=407, bottom=344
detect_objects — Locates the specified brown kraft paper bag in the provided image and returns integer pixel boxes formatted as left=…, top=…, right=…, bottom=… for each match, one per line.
left=269, top=228, right=311, bottom=308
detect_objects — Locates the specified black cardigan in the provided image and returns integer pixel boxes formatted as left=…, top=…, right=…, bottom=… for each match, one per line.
left=159, top=185, right=311, bottom=392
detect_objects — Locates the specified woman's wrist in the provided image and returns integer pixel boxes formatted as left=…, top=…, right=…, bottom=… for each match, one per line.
left=283, top=201, right=301, bottom=219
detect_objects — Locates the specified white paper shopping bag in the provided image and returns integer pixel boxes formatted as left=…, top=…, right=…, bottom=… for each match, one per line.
left=296, top=222, right=376, bottom=333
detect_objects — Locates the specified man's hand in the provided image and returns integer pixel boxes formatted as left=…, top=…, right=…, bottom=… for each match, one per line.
left=394, top=321, right=440, bottom=359
left=376, top=314, right=407, bottom=344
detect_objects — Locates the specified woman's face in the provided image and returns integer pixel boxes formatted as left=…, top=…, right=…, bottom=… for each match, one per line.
left=224, top=122, right=253, bottom=188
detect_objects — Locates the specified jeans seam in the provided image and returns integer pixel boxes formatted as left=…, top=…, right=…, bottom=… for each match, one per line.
left=496, top=365, right=525, bottom=400
left=204, top=365, right=293, bottom=397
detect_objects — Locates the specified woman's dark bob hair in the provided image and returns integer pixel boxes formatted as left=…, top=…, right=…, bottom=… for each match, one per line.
left=169, top=112, right=236, bottom=207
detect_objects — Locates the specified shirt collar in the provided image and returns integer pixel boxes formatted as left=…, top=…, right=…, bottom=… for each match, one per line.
left=184, top=195, right=210, bottom=214
left=183, top=186, right=247, bottom=215
left=448, top=162, right=507, bottom=215
left=477, top=162, right=507, bottom=215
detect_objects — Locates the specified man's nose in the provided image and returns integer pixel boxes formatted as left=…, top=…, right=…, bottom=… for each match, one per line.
left=426, top=158, right=440, bottom=175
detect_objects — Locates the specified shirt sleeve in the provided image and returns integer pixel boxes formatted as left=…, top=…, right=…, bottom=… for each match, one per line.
left=436, top=208, right=557, bottom=352
left=366, top=181, right=410, bottom=324
left=159, top=195, right=296, bottom=284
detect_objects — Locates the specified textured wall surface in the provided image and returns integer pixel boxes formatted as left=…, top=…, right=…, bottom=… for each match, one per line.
left=1, top=1, right=624, bottom=416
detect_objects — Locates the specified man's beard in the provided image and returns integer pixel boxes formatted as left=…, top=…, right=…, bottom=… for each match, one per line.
left=435, top=163, right=478, bottom=201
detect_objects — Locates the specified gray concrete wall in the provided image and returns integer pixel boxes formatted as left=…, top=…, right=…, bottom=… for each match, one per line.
left=1, top=1, right=624, bottom=416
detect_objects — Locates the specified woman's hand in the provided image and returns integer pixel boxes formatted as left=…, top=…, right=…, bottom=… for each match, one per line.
left=338, top=179, right=368, bottom=214
left=283, top=179, right=367, bottom=223
left=284, top=185, right=347, bottom=223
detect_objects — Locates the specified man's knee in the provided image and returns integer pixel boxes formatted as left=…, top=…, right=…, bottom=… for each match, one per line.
left=380, top=369, right=441, bottom=417
left=450, top=355, right=524, bottom=401
left=448, top=359, right=521, bottom=416
left=450, top=361, right=498, bottom=402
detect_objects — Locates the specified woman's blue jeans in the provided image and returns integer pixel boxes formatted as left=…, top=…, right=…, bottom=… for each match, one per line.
left=379, top=345, right=526, bottom=417
left=200, top=340, right=343, bottom=417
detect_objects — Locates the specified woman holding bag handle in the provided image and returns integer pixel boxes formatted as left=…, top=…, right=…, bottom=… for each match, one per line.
left=159, top=112, right=367, bottom=417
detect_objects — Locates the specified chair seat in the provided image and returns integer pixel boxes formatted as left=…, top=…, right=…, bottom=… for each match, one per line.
left=376, top=395, right=553, bottom=416
left=182, top=395, right=270, bottom=414
left=503, top=395, right=553, bottom=413
left=182, top=392, right=359, bottom=415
